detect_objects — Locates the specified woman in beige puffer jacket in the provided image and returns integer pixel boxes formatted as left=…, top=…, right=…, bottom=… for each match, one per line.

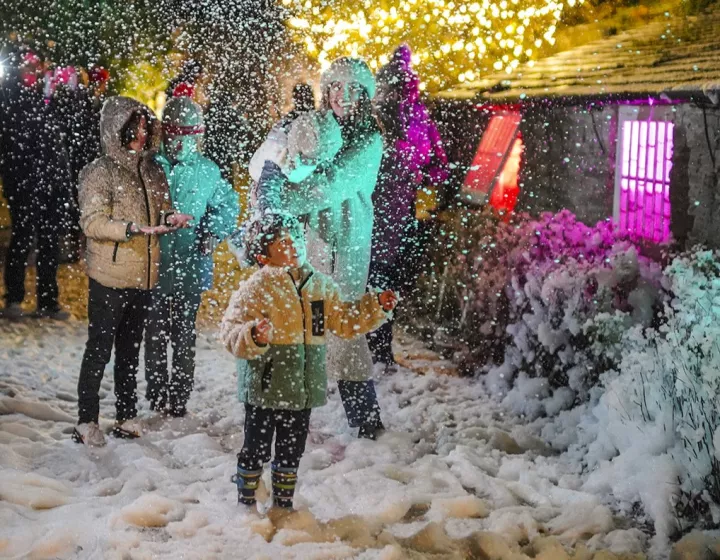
left=80, top=97, right=178, bottom=289
left=74, top=96, right=191, bottom=447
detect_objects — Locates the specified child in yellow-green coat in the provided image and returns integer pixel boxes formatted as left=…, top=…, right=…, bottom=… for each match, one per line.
left=220, top=212, right=397, bottom=510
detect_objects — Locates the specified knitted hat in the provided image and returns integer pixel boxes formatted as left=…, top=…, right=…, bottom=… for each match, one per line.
left=162, top=96, right=205, bottom=136
left=171, top=82, right=195, bottom=98
left=376, top=45, right=417, bottom=91
left=89, top=66, right=110, bottom=84
left=287, top=110, right=342, bottom=164
left=392, top=43, right=412, bottom=64
left=320, top=57, right=376, bottom=100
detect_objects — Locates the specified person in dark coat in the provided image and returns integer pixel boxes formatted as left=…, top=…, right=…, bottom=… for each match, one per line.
left=52, top=66, right=107, bottom=263
left=283, top=82, right=315, bottom=123
left=69, top=67, right=108, bottom=180
left=368, top=44, right=450, bottom=371
left=0, top=48, right=73, bottom=319
left=204, top=87, right=252, bottom=183
left=165, top=59, right=203, bottom=100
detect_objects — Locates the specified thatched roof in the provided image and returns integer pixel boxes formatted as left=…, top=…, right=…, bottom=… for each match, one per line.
left=436, top=7, right=720, bottom=103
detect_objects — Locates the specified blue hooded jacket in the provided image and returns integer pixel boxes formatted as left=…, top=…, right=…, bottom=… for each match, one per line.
left=155, top=151, right=240, bottom=295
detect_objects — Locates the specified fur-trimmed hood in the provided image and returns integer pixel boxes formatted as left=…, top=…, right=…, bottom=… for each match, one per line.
left=100, top=96, right=159, bottom=170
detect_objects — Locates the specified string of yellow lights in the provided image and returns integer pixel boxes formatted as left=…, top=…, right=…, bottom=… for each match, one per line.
left=283, top=0, right=584, bottom=92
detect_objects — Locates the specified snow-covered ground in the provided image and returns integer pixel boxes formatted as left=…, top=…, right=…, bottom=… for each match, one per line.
left=0, top=318, right=649, bottom=559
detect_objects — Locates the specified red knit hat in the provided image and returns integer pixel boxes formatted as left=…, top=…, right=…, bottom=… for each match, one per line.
left=89, top=66, right=110, bottom=84
left=22, top=51, right=41, bottom=66
left=172, top=82, right=195, bottom=98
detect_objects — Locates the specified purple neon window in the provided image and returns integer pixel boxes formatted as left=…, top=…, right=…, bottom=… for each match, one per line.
left=618, top=120, right=674, bottom=243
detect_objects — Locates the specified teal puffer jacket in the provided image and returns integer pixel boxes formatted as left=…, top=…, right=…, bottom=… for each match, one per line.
left=156, top=151, right=240, bottom=295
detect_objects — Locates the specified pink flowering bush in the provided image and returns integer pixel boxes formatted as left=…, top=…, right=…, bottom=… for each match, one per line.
left=486, top=211, right=663, bottom=403
left=414, top=208, right=663, bottom=406
left=416, top=213, right=720, bottom=536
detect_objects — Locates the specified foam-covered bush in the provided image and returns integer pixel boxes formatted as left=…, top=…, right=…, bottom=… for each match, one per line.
left=413, top=209, right=662, bottom=410
left=539, top=248, right=720, bottom=545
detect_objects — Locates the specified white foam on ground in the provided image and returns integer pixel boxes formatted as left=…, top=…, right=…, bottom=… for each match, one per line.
left=0, top=320, right=656, bottom=558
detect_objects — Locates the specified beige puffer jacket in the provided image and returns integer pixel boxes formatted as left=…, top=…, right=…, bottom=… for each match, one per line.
left=79, top=96, right=174, bottom=290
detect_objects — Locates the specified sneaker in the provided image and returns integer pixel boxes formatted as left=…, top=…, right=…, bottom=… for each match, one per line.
left=382, top=361, right=399, bottom=375
left=2, top=303, right=24, bottom=319
left=35, top=308, right=70, bottom=320
left=112, top=418, right=143, bottom=439
left=72, top=422, right=106, bottom=447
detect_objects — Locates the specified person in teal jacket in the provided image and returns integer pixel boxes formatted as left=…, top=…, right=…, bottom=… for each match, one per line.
left=145, top=96, right=240, bottom=417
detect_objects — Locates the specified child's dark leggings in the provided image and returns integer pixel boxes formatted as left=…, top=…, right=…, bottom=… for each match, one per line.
left=235, top=403, right=311, bottom=508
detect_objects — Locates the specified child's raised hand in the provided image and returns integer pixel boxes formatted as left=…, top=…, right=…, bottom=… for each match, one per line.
left=379, top=290, right=398, bottom=312
left=253, top=318, right=274, bottom=346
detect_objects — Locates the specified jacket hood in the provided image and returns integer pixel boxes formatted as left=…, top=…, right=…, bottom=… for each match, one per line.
left=376, top=59, right=417, bottom=91
left=100, top=96, right=156, bottom=165
left=376, top=45, right=420, bottom=103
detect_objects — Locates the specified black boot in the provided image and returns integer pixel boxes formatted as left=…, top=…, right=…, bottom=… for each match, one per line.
left=168, top=397, right=187, bottom=418
left=231, top=464, right=262, bottom=506
left=358, top=419, right=386, bottom=440
left=271, top=463, right=298, bottom=509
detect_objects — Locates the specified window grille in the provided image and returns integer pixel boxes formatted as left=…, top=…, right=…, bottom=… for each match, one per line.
left=616, top=118, right=674, bottom=243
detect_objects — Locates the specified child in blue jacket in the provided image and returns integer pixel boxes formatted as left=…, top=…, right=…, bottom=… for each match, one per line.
left=145, top=96, right=240, bottom=417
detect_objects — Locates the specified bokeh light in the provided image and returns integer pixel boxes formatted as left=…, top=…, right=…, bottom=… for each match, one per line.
left=284, top=0, right=584, bottom=92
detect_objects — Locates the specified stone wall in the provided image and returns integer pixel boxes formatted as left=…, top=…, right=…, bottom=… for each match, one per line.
left=517, top=105, right=616, bottom=226
left=671, top=104, right=720, bottom=247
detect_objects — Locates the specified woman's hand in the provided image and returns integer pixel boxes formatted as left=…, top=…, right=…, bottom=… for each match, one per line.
left=252, top=318, right=274, bottom=346
left=378, top=290, right=398, bottom=312
left=166, top=213, right=194, bottom=229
